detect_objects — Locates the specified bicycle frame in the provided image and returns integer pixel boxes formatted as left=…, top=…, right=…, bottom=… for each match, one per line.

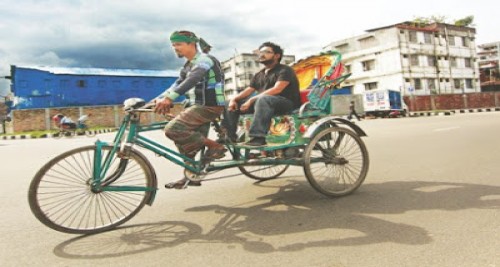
left=91, top=110, right=312, bottom=193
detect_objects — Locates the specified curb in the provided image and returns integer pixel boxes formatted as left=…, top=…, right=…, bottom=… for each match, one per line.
left=1, top=128, right=117, bottom=140
left=410, top=107, right=500, bottom=117
left=409, top=111, right=455, bottom=117
left=455, top=107, right=500, bottom=114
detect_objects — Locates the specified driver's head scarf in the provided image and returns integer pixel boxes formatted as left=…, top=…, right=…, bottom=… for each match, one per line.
left=170, top=31, right=212, bottom=53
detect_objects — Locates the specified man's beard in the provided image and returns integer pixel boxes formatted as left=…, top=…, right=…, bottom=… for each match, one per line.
left=175, top=50, right=184, bottom=58
left=259, top=58, right=274, bottom=65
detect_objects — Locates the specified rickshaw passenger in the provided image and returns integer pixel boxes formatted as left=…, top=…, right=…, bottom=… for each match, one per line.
left=153, top=30, right=226, bottom=189
left=223, top=42, right=301, bottom=147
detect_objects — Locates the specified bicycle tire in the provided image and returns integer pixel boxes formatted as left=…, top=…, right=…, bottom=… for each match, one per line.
left=303, top=127, right=369, bottom=197
left=28, top=145, right=155, bottom=234
left=238, top=164, right=289, bottom=181
left=235, top=131, right=289, bottom=181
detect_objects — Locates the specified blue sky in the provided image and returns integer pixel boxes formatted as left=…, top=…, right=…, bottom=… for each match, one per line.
left=0, top=0, right=498, bottom=96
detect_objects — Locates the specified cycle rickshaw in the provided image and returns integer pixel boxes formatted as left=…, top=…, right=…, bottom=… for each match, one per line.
left=28, top=51, right=369, bottom=234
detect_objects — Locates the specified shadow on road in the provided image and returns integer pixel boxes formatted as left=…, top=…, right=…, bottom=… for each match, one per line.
left=53, top=180, right=500, bottom=259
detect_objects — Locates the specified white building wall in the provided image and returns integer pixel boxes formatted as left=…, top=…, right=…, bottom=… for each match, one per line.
left=324, top=23, right=480, bottom=96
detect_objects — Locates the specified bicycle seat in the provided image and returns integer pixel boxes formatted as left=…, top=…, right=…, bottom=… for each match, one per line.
left=124, top=98, right=146, bottom=111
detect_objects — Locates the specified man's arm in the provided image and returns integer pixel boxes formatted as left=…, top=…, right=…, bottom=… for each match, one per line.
left=238, top=81, right=288, bottom=112
left=228, top=86, right=255, bottom=111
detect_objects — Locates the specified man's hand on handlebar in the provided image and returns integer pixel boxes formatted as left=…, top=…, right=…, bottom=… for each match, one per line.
left=228, top=99, right=238, bottom=111
left=154, top=98, right=174, bottom=115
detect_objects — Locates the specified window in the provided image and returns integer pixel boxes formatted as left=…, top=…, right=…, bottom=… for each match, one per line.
left=364, top=82, right=378, bottom=90
left=335, top=43, right=349, bottom=53
left=223, top=66, right=231, bottom=74
left=450, top=57, right=457, bottom=67
left=77, top=80, right=86, bottom=88
left=246, top=61, right=253, bottom=68
left=427, top=56, right=436, bottom=67
left=409, top=31, right=417, bottom=43
left=454, top=79, right=462, bottom=89
left=362, top=60, right=375, bottom=71
left=427, top=79, right=435, bottom=90
left=410, top=55, right=419, bottom=66
left=463, top=37, right=470, bottom=47
left=465, top=79, right=473, bottom=89
left=224, top=78, right=233, bottom=84
left=359, top=36, right=378, bottom=49
left=414, top=78, right=422, bottom=90
left=448, top=35, right=455, bottom=46
left=464, top=58, right=472, bottom=68
left=424, top=33, right=432, bottom=44
left=345, top=65, right=351, bottom=73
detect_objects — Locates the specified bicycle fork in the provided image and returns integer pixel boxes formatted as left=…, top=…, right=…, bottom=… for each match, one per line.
left=90, top=140, right=157, bottom=197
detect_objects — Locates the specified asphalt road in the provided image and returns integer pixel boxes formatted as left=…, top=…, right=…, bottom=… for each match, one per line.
left=0, top=112, right=499, bottom=267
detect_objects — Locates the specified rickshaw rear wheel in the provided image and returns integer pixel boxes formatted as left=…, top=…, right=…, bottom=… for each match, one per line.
left=303, top=126, right=369, bottom=197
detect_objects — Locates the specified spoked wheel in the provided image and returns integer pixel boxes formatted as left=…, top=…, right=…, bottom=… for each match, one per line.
left=238, top=164, right=289, bottom=181
left=28, top=145, right=155, bottom=234
left=303, top=127, right=369, bottom=197
left=235, top=132, right=289, bottom=181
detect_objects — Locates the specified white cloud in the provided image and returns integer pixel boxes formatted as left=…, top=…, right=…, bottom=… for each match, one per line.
left=0, top=0, right=498, bottom=95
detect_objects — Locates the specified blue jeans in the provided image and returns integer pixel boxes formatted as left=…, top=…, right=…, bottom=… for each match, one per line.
left=223, top=95, right=295, bottom=139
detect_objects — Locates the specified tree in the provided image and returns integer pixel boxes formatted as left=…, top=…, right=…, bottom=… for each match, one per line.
left=411, top=15, right=474, bottom=27
left=454, top=16, right=475, bottom=27
left=412, top=15, right=447, bottom=26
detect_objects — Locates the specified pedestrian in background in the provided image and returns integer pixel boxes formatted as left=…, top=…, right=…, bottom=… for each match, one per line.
left=348, top=100, right=361, bottom=121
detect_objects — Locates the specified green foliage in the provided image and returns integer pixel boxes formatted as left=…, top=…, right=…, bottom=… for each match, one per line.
left=429, top=15, right=447, bottom=23
left=411, top=15, right=474, bottom=27
left=412, top=15, right=447, bottom=26
left=454, top=16, right=475, bottom=27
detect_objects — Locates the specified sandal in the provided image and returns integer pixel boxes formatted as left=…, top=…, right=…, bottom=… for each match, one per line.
left=165, top=178, right=201, bottom=189
left=203, top=147, right=227, bottom=160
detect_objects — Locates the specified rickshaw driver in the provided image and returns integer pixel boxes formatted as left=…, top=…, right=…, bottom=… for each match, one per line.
left=223, top=42, right=301, bottom=147
left=153, top=30, right=226, bottom=189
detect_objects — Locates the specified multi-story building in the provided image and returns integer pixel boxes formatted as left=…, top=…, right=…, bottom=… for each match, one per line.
left=222, top=52, right=295, bottom=97
left=478, top=41, right=500, bottom=91
left=323, top=21, right=480, bottom=95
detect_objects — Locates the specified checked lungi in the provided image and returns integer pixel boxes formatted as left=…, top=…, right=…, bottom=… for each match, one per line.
left=164, top=105, right=224, bottom=158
